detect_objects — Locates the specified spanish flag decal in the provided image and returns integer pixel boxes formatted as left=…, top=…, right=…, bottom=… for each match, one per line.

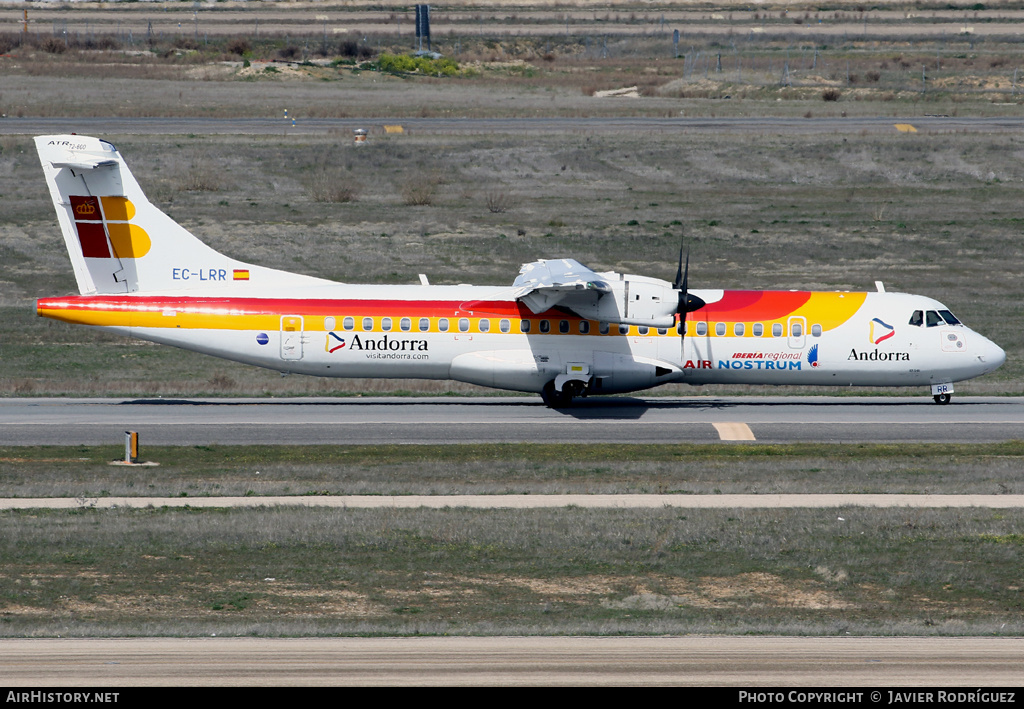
left=233, top=270, right=250, bottom=281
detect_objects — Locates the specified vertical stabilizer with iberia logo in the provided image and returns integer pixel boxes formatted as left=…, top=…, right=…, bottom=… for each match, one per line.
left=35, top=135, right=333, bottom=295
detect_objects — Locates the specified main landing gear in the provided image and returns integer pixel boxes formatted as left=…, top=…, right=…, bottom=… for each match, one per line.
left=541, top=380, right=586, bottom=409
left=933, top=393, right=952, bottom=405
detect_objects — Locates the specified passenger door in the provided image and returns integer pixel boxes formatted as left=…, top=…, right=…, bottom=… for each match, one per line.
left=280, top=315, right=304, bottom=360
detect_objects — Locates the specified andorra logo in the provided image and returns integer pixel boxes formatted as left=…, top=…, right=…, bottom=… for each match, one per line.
left=326, top=331, right=346, bottom=353
left=869, top=317, right=895, bottom=345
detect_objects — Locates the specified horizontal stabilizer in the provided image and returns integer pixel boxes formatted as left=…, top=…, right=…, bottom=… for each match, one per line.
left=51, top=159, right=119, bottom=172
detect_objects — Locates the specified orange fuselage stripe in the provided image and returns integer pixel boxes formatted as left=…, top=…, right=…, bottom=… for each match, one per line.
left=36, top=292, right=865, bottom=335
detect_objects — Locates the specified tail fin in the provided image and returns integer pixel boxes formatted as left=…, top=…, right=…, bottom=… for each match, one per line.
left=35, top=135, right=330, bottom=295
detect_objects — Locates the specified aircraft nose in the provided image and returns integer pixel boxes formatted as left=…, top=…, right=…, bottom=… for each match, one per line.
left=990, top=340, right=1007, bottom=370
left=980, top=337, right=1006, bottom=373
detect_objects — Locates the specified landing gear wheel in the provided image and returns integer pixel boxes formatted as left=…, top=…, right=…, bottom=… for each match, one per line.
left=541, top=381, right=573, bottom=409
left=933, top=393, right=952, bottom=405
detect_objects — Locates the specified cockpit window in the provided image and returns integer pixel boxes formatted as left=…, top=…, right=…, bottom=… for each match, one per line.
left=925, top=311, right=943, bottom=327
left=909, top=310, right=923, bottom=327
left=938, top=310, right=961, bottom=325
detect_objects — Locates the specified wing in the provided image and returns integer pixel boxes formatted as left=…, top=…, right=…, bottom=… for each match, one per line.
left=511, top=258, right=611, bottom=315
left=511, top=258, right=680, bottom=327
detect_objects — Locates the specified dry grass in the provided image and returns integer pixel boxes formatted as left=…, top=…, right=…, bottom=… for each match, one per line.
left=305, top=170, right=359, bottom=203
left=485, top=189, right=518, bottom=214
left=177, top=162, right=228, bottom=192
left=4, top=442, right=1024, bottom=498
left=1, top=505, right=1022, bottom=636
left=400, top=174, right=441, bottom=206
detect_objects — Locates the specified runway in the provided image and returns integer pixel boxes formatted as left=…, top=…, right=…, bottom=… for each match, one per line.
left=1, top=396, right=1021, bottom=446
left=4, top=493, right=1024, bottom=510
left=4, top=116, right=1024, bottom=136
left=3, top=637, right=1022, bottom=686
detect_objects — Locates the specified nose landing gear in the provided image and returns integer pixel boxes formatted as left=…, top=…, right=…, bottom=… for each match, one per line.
left=931, top=383, right=953, bottom=405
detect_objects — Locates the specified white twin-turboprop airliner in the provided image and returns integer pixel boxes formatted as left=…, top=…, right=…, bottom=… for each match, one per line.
left=34, top=135, right=1005, bottom=406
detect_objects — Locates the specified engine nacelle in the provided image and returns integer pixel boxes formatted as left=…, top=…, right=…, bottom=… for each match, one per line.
left=571, top=273, right=677, bottom=328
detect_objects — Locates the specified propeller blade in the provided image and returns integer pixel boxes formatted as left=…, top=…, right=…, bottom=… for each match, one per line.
left=676, top=249, right=705, bottom=314
left=674, top=241, right=706, bottom=361
left=673, top=240, right=685, bottom=290
left=680, top=250, right=690, bottom=299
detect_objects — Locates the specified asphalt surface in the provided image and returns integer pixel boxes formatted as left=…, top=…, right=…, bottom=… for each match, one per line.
left=4, top=493, right=1023, bottom=510
left=5, top=116, right=1024, bottom=136
left=3, top=637, right=1022, bottom=686
left=1, top=395, right=1021, bottom=445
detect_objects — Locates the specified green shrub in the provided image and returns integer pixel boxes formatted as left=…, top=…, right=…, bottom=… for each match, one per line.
left=378, top=52, right=459, bottom=77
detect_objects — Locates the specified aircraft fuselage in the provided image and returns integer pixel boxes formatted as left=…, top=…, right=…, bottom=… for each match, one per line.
left=37, top=284, right=1005, bottom=397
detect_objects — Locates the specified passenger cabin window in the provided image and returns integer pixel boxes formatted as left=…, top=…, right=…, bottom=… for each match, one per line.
left=909, top=310, right=923, bottom=327
left=479, top=319, right=490, bottom=333
left=520, top=320, right=531, bottom=334
left=696, top=322, right=708, bottom=337
left=753, top=323, right=764, bottom=337
left=599, top=322, right=609, bottom=335
left=734, top=323, right=745, bottom=337
left=362, top=317, right=373, bottom=331
left=381, top=317, right=393, bottom=332
left=324, top=316, right=336, bottom=331
left=926, top=310, right=942, bottom=327
left=579, top=321, right=590, bottom=334
left=791, top=322, right=803, bottom=338
left=343, top=317, right=354, bottom=331
left=400, top=317, right=411, bottom=332
left=772, top=323, right=783, bottom=337
left=715, top=322, right=726, bottom=337
left=559, top=320, right=570, bottom=334
left=938, top=310, right=961, bottom=325
left=439, top=318, right=450, bottom=332
left=811, top=324, right=822, bottom=337
left=638, top=326, right=649, bottom=335
left=657, top=327, right=667, bottom=336
left=540, top=320, right=551, bottom=333
left=419, top=318, right=430, bottom=332
left=458, top=318, right=470, bottom=333
left=618, top=324, right=629, bottom=335
left=500, top=319, right=511, bottom=333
